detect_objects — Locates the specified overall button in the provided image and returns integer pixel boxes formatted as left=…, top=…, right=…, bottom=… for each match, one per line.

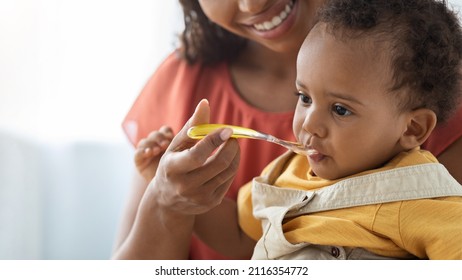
left=331, top=247, right=341, bottom=258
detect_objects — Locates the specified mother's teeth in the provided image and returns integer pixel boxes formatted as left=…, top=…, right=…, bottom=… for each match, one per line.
left=272, top=16, right=282, bottom=26
left=253, top=2, right=293, bottom=31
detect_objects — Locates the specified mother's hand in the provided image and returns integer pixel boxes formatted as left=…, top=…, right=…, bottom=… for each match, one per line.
left=112, top=99, right=240, bottom=259
left=150, top=99, right=241, bottom=215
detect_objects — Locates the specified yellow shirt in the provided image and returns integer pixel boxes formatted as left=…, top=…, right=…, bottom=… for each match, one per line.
left=238, top=149, right=462, bottom=259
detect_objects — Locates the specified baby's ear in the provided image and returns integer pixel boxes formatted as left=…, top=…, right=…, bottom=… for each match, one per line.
left=399, top=108, right=437, bottom=149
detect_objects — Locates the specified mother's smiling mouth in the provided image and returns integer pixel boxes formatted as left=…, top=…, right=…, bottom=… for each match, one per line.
left=253, top=0, right=295, bottom=31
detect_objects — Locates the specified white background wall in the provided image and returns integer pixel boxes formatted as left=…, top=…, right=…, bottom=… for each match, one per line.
left=0, top=0, right=182, bottom=141
left=0, top=0, right=182, bottom=259
left=1, top=0, right=462, bottom=259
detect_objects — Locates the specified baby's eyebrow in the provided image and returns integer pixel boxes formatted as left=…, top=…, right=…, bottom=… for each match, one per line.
left=327, top=91, right=365, bottom=107
left=296, top=79, right=366, bottom=107
left=295, top=80, right=307, bottom=90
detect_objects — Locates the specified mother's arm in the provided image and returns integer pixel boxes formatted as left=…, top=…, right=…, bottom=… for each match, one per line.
left=112, top=172, right=148, bottom=254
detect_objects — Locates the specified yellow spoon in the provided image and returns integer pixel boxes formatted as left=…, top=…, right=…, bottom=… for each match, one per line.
left=187, top=124, right=308, bottom=155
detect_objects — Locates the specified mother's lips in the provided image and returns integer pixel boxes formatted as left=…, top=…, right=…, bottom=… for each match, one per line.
left=253, top=1, right=294, bottom=31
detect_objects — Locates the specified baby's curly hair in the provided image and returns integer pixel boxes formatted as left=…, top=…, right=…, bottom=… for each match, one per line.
left=318, top=0, right=462, bottom=123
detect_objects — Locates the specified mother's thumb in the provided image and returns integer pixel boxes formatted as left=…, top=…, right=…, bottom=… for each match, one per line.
left=168, top=99, right=210, bottom=151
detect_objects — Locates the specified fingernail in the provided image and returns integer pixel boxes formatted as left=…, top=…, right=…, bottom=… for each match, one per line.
left=220, top=128, right=233, bottom=141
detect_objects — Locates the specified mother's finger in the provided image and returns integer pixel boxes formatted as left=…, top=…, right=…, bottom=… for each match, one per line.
left=168, top=99, right=211, bottom=152
left=188, top=136, right=240, bottom=182
left=166, top=127, right=234, bottom=173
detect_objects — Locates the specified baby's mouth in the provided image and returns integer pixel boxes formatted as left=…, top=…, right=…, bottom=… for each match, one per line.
left=307, top=148, right=325, bottom=162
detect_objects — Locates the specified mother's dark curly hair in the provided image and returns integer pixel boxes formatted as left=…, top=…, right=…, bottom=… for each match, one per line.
left=318, top=0, right=462, bottom=123
left=178, top=0, right=247, bottom=65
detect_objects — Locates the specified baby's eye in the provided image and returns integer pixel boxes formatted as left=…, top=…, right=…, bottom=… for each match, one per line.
left=333, top=104, right=352, bottom=116
left=295, top=92, right=312, bottom=105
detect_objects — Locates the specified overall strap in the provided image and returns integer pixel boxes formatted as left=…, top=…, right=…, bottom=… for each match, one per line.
left=295, top=163, right=461, bottom=217
left=252, top=163, right=462, bottom=218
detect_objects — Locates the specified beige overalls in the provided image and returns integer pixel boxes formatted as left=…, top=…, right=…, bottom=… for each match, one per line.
left=250, top=159, right=462, bottom=260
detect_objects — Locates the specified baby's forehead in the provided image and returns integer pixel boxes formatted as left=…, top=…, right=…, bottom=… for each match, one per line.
left=299, top=22, right=398, bottom=96
left=310, top=21, right=389, bottom=45
left=305, top=22, right=392, bottom=60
